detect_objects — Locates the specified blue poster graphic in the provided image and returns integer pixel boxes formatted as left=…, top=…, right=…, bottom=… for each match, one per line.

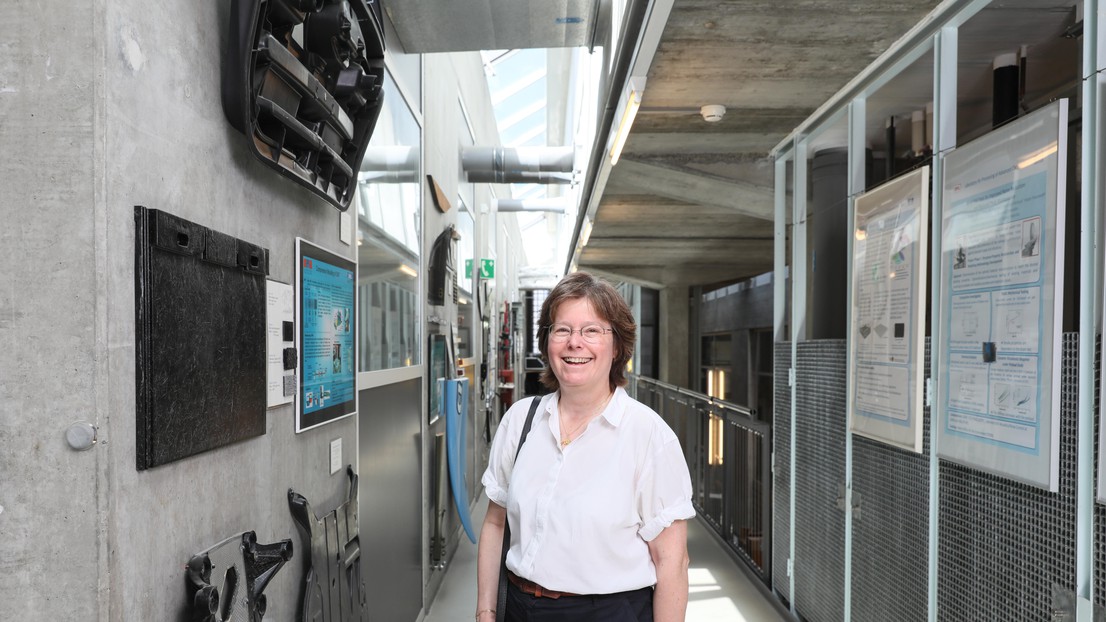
left=301, top=256, right=355, bottom=417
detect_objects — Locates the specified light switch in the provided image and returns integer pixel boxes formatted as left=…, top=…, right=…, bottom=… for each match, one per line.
left=330, top=438, right=342, bottom=475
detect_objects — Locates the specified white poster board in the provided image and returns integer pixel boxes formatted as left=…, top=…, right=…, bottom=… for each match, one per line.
left=937, top=100, right=1067, bottom=491
left=848, top=166, right=929, bottom=453
left=266, top=279, right=296, bottom=408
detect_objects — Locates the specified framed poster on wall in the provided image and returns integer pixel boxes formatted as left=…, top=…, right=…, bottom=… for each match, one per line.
left=936, top=100, right=1067, bottom=491
left=848, top=166, right=929, bottom=453
left=296, top=239, right=358, bottom=433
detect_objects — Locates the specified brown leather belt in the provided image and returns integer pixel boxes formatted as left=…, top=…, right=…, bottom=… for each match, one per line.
left=507, top=571, right=580, bottom=599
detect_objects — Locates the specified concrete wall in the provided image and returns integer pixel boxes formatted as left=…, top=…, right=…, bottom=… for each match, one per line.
left=659, top=286, right=690, bottom=388
left=1, top=2, right=531, bottom=620
left=1, top=1, right=104, bottom=619
left=103, top=0, right=358, bottom=619
left=2, top=1, right=373, bottom=620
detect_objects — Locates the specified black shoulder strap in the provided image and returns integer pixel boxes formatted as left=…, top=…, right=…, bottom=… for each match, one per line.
left=497, top=396, right=541, bottom=622
left=514, top=396, right=541, bottom=460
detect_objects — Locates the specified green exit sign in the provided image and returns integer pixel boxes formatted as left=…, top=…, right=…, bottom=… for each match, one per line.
left=464, top=259, right=495, bottom=279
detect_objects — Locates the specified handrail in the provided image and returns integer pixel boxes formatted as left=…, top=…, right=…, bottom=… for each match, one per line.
left=632, top=375, right=756, bottom=418
left=631, top=375, right=769, bottom=435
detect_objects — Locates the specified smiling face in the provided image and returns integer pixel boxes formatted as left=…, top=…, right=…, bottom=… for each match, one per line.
left=547, top=297, right=616, bottom=395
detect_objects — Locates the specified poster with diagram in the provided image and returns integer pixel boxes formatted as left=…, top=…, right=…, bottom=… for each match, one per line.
left=296, top=238, right=358, bottom=433
left=937, top=100, right=1067, bottom=491
left=848, top=166, right=928, bottom=453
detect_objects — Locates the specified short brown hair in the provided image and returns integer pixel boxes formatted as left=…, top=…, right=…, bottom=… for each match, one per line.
left=537, top=272, right=637, bottom=392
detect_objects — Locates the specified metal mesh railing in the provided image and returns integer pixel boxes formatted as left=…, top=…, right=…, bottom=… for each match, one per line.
left=630, top=376, right=773, bottom=581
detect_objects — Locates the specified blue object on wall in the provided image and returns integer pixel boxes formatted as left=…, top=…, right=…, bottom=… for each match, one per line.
left=444, top=378, right=477, bottom=543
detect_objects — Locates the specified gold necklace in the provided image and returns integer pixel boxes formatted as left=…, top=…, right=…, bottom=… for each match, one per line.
left=559, top=393, right=613, bottom=447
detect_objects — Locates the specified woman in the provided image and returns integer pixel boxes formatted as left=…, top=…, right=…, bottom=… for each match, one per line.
left=476, top=272, right=695, bottom=622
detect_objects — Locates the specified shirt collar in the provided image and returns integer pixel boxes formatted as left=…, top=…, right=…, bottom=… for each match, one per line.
left=602, top=387, right=627, bottom=427
left=546, top=386, right=627, bottom=428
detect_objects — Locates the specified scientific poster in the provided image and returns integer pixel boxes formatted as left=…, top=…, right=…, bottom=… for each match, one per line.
left=937, top=100, right=1067, bottom=491
left=266, top=279, right=295, bottom=408
left=296, top=239, right=358, bottom=432
left=848, top=166, right=928, bottom=453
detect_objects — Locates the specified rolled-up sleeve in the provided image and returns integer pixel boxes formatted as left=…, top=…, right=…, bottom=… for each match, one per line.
left=637, top=433, right=695, bottom=542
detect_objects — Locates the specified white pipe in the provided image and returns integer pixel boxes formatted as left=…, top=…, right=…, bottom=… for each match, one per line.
left=462, top=146, right=575, bottom=184
left=494, top=198, right=568, bottom=213
left=358, top=146, right=419, bottom=182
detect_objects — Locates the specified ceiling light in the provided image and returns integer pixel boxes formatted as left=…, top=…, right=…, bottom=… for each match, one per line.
left=700, top=104, right=726, bottom=122
left=398, top=264, right=418, bottom=278
left=610, top=77, right=645, bottom=165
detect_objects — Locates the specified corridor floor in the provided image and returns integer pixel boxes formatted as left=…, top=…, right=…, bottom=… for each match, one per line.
left=423, top=496, right=791, bottom=622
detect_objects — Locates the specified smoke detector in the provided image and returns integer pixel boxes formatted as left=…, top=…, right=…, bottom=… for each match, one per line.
left=700, top=104, right=726, bottom=122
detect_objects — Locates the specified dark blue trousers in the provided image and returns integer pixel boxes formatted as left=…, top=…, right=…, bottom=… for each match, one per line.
left=505, top=581, right=654, bottom=622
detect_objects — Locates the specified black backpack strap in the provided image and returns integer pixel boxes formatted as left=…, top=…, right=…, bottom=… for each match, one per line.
left=496, top=396, right=541, bottom=622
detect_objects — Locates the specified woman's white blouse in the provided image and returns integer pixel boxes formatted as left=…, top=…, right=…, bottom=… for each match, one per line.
left=482, top=387, right=695, bottom=595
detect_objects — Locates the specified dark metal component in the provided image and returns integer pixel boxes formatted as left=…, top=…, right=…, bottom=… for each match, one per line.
left=288, top=466, right=366, bottom=621
left=993, top=62, right=1019, bottom=127
left=810, top=147, right=850, bottom=340
left=134, top=207, right=269, bottom=470
left=185, top=531, right=293, bottom=622
left=431, top=432, right=448, bottom=568
left=222, top=0, right=385, bottom=211
left=884, top=116, right=896, bottom=180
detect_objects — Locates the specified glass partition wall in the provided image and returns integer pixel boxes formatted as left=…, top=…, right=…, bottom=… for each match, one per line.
left=772, top=1, right=1106, bottom=620
left=357, top=70, right=422, bottom=373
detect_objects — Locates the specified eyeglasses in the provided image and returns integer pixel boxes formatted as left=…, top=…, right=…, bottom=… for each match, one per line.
left=546, top=324, right=614, bottom=344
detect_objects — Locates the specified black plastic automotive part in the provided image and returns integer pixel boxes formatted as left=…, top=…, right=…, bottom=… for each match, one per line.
left=288, top=466, right=365, bottom=621
left=185, top=531, right=294, bottom=622
left=427, top=226, right=457, bottom=306
left=223, top=0, right=385, bottom=211
left=134, top=207, right=269, bottom=470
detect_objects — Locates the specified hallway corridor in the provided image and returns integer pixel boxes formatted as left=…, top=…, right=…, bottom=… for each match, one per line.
left=423, top=497, right=790, bottom=622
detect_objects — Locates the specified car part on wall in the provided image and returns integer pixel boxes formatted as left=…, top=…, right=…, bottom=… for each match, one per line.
left=288, top=466, right=365, bottom=621
left=134, top=207, right=269, bottom=470
left=427, top=226, right=457, bottom=306
left=185, top=531, right=293, bottom=622
left=223, top=0, right=385, bottom=211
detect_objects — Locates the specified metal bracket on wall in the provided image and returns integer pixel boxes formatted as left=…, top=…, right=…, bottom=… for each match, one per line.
left=288, top=465, right=366, bottom=622
left=1050, top=585, right=1106, bottom=621
left=836, top=483, right=863, bottom=520
left=185, top=531, right=293, bottom=622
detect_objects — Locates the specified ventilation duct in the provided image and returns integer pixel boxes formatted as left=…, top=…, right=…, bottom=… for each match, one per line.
left=462, top=147, right=575, bottom=184
left=359, top=146, right=418, bottom=183
left=494, top=198, right=568, bottom=213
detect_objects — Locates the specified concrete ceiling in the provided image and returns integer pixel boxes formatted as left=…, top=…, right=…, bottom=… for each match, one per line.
left=383, top=0, right=1082, bottom=292
left=581, top=0, right=944, bottom=289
